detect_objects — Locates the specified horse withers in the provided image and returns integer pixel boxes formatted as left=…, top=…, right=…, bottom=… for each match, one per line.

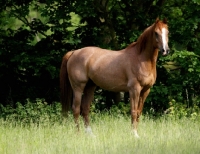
left=60, top=18, right=170, bottom=137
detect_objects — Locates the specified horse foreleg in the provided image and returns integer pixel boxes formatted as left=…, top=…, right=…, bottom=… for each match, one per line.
left=129, top=86, right=141, bottom=138
left=138, top=88, right=150, bottom=117
left=81, top=83, right=96, bottom=135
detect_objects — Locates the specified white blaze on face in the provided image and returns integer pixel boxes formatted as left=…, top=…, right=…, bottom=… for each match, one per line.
left=161, top=28, right=168, bottom=52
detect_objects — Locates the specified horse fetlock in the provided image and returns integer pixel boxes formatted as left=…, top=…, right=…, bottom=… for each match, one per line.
left=131, top=110, right=141, bottom=123
left=131, top=110, right=140, bottom=116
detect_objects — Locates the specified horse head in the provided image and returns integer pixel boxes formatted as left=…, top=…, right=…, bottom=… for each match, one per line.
left=154, top=18, right=170, bottom=55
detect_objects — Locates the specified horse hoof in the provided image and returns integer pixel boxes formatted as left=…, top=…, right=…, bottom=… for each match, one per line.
left=134, top=134, right=140, bottom=138
left=86, top=131, right=96, bottom=138
left=85, top=126, right=96, bottom=138
left=132, top=130, right=140, bottom=138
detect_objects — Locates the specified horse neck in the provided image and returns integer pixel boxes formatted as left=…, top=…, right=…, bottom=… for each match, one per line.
left=136, top=47, right=159, bottom=74
left=136, top=27, right=159, bottom=66
left=140, top=45, right=159, bottom=64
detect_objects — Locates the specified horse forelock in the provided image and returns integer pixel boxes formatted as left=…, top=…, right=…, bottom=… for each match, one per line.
left=156, top=20, right=168, bottom=31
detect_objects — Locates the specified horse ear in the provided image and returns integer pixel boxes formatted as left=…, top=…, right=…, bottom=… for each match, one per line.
left=155, top=17, right=160, bottom=23
left=163, top=18, right=168, bottom=24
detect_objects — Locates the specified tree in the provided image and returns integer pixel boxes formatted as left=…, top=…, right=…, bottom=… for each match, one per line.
left=0, top=0, right=200, bottom=115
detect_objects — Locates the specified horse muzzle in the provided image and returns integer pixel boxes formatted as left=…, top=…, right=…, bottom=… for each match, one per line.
left=161, top=48, right=170, bottom=56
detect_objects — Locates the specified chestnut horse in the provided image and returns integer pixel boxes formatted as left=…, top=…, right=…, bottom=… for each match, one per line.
left=60, top=19, right=169, bottom=137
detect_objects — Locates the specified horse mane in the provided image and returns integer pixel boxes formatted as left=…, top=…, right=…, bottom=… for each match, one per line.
left=129, top=19, right=168, bottom=53
left=137, top=24, right=156, bottom=52
left=126, top=42, right=137, bottom=49
left=126, top=22, right=157, bottom=52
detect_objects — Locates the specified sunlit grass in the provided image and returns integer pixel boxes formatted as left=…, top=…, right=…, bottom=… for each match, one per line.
left=0, top=114, right=200, bottom=154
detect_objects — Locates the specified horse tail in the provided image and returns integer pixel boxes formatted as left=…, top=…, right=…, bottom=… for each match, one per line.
left=60, top=51, right=73, bottom=117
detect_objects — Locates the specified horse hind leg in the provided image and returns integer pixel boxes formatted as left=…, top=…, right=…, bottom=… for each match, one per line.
left=81, top=80, right=96, bottom=135
left=72, top=88, right=85, bottom=131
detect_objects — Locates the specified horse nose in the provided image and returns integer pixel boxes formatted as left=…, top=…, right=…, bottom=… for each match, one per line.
left=161, top=48, right=170, bottom=56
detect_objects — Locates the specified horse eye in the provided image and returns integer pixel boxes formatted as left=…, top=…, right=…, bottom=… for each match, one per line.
left=155, top=32, right=158, bottom=37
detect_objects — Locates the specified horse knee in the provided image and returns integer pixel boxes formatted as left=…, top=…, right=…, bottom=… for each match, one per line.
left=72, top=104, right=80, bottom=116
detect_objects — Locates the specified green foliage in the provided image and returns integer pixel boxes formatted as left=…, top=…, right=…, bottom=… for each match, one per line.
left=0, top=0, right=200, bottom=116
left=165, top=99, right=200, bottom=120
left=0, top=99, right=62, bottom=125
left=145, top=49, right=200, bottom=115
left=165, top=50, right=200, bottom=102
left=108, top=102, right=130, bottom=116
left=0, top=99, right=199, bottom=127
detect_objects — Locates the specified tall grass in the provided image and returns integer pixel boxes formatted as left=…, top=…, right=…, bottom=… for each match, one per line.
left=0, top=113, right=200, bottom=154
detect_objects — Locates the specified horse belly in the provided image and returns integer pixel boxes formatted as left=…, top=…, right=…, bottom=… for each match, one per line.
left=84, top=48, right=128, bottom=91
left=89, top=70, right=128, bottom=92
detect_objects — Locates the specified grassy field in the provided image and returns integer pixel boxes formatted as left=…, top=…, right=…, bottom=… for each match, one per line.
left=0, top=114, right=200, bottom=154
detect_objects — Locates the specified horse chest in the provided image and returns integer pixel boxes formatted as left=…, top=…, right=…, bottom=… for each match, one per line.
left=138, top=73, right=155, bottom=87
